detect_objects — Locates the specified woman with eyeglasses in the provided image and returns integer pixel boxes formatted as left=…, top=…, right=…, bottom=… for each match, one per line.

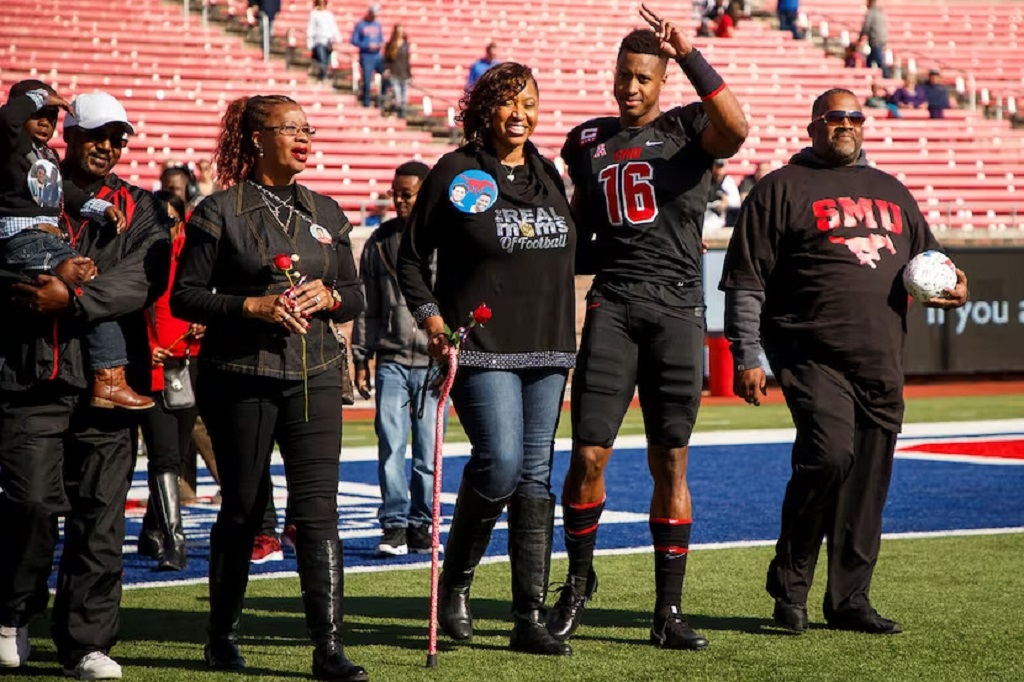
left=397, top=62, right=576, bottom=656
left=171, top=95, right=367, bottom=682
left=137, top=190, right=204, bottom=572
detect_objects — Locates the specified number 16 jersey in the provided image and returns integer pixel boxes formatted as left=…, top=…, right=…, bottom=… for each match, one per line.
left=562, top=103, right=713, bottom=305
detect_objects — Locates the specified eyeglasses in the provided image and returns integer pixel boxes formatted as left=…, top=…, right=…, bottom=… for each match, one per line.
left=815, top=110, right=867, bottom=126
left=388, top=189, right=419, bottom=201
left=83, top=128, right=129, bottom=148
left=263, top=125, right=317, bottom=137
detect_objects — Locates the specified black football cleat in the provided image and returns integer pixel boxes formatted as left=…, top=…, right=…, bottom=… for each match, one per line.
left=772, top=599, right=809, bottom=632
left=649, top=605, right=709, bottom=650
left=546, top=569, right=598, bottom=642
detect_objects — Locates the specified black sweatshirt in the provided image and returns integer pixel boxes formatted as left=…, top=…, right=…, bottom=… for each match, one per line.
left=720, top=148, right=941, bottom=428
left=397, top=141, right=576, bottom=369
left=171, top=181, right=363, bottom=381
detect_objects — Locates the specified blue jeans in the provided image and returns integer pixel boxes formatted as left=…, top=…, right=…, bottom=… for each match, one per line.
left=450, top=367, right=568, bottom=501
left=376, top=362, right=446, bottom=528
left=311, top=44, right=331, bottom=81
left=867, top=45, right=892, bottom=78
left=0, top=230, right=126, bottom=370
left=358, top=52, right=382, bottom=106
left=387, top=77, right=409, bottom=118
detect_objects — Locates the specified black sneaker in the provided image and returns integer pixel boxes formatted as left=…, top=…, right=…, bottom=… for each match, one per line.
left=546, top=569, right=598, bottom=642
left=650, top=605, right=709, bottom=650
left=407, top=525, right=433, bottom=554
left=376, top=527, right=408, bottom=557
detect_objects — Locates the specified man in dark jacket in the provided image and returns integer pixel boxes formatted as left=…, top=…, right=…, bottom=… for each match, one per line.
left=351, top=161, right=442, bottom=557
left=0, top=93, right=170, bottom=678
left=720, top=88, right=967, bottom=636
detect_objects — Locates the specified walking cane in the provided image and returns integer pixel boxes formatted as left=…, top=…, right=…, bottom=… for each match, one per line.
left=426, top=344, right=459, bottom=668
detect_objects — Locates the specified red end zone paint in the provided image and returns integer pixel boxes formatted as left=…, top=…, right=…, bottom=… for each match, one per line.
left=900, top=439, right=1024, bottom=460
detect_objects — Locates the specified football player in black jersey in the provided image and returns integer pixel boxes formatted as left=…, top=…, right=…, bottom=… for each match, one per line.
left=548, top=5, right=747, bottom=651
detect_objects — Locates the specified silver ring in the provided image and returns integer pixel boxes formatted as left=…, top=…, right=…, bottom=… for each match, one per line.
left=314, top=296, right=322, bottom=304
left=282, top=312, right=291, bottom=321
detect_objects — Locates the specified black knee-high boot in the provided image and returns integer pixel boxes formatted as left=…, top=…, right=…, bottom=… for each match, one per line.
left=204, top=525, right=250, bottom=670
left=508, top=494, right=571, bottom=656
left=150, top=472, right=187, bottom=571
left=438, top=483, right=509, bottom=642
left=296, top=538, right=368, bottom=682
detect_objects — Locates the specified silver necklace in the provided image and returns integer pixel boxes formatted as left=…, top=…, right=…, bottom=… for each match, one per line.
left=249, top=180, right=295, bottom=232
left=500, top=163, right=518, bottom=182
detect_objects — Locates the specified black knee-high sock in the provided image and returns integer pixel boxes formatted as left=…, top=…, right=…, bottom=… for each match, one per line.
left=563, top=498, right=605, bottom=586
left=650, top=517, right=692, bottom=611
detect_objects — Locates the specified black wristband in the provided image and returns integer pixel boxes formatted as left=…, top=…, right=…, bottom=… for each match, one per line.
left=676, top=49, right=726, bottom=100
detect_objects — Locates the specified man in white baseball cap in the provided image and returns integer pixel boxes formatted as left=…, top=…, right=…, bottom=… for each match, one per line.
left=2, top=89, right=170, bottom=681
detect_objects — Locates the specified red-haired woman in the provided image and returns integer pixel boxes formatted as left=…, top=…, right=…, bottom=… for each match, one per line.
left=171, top=95, right=367, bottom=682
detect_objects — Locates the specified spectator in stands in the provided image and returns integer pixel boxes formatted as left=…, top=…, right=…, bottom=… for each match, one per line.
left=738, top=161, right=770, bottom=203
left=706, top=159, right=741, bottom=229
left=777, top=0, right=800, bottom=39
left=257, top=0, right=281, bottom=61
left=307, top=0, right=341, bottom=83
left=171, top=94, right=366, bottom=681
left=466, top=42, right=500, bottom=90
left=383, top=24, right=412, bottom=118
left=921, top=68, right=952, bottom=119
left=351, top=5, right=384, bottom=107
left=714, top=3, right=742, bottom=38
left=195, top=159, right=218, bottom=199
left=697, top=0, right=726, bottom=37
left=865, top=82, right=900, bottom=118
left=138, top=190, right=203, bottom=573
left=397, top=62, right=577, bottom=656
left=351, top=161, right=442, bottom=559
left=843, top=43, right=866, bottom=69
left=1, top=91, right=170, bottom=679
left=891, top=73, right=926, bottom=110
left=858, top=0, right=890, bottom=78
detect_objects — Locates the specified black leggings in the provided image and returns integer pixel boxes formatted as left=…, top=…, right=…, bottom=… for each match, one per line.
left=198, top=366, right=344, bottom=546
left=140, top=361, right=199, bottom=476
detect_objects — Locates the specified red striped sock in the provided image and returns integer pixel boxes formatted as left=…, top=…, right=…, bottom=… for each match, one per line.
left=564, top=498, right=605, bottom=584
left=650, top=517, right=692, bottom=610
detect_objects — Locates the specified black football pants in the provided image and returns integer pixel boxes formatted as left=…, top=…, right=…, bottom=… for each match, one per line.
left=766, top=356, right=898, bottom=616
left=0, top=384, right=135, bottom=667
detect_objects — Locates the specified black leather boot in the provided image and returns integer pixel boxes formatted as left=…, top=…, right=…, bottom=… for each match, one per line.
left=438, top=483, right=509, bottom=642
left=150, top=472, right=187, bottom=571
left=508, top=494, right=571, bottom=656
left=296, top=537, right=368, bottom=682
left=204, top=526, right=250, bottom=671
left=137, top=505, right=163, bottom=560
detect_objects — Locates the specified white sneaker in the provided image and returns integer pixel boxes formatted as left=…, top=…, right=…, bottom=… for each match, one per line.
left=63, top=651, right=122, bottom=680
left=0, top=625, right=30, bottom=667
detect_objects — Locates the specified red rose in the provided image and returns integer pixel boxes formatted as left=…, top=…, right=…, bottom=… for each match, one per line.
left=472, top=303, right=492, bottom=325
left=273, top=253, right=293, bottom=271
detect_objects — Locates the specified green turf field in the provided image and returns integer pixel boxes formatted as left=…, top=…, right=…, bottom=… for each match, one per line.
left=17, top=533, right=1024, bottom=681
left=11, top=393, right=1024, bottom=681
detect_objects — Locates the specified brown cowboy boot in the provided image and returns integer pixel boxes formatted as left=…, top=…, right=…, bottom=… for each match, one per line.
left=91, top=366, right=155, bottom=410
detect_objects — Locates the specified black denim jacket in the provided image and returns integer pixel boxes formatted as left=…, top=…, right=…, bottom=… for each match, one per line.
left=170, top=181, right=363, bottom=380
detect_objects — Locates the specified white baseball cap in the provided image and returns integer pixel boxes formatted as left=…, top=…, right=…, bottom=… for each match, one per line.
left=64, top=92, right=135, bottom=135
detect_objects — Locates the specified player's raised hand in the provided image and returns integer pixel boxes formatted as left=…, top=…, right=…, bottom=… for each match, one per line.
left=639, top=4, right=694, bottom=58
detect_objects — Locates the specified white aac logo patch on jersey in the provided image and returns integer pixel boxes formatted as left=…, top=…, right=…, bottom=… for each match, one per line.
left=580, top=127, right=598, bottom=145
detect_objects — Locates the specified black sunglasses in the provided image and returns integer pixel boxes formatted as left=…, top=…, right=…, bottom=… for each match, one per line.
left=816, top=110, right=867, bottom=126
left=83, top=128, right=129, bottom=148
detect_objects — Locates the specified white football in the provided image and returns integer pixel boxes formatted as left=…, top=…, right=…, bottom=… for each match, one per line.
left=903, top=250, right=957, bottom=302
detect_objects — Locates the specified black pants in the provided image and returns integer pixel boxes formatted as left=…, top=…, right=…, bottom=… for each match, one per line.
left=766, top=356, right=898, bottom=615
left=140, top=361, right=200, bottom=476
left=198, top=367, right=344, bottom=551
left=0, top=384, right=135, bottom=667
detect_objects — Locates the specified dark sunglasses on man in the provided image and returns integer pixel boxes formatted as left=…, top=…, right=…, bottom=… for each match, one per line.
left=816, top=110, right=867, bottom=126
left=82, top=126, right=130, bottom=148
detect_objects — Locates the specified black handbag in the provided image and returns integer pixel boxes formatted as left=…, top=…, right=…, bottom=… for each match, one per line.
left=162, top=350, right=195, bottom=410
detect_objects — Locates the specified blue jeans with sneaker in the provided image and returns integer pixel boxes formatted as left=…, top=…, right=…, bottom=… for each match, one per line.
left=0, top=230, right=127, bottom=369
left=450, top=367, right=568, bottom=501
left=376, top=362, right=447, bottom=529
left=358, top=52, right=382, bottom=107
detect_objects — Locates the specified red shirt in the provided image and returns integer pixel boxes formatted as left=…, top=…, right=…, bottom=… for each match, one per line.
left=715, top=14, right=735, bottom=37
left=146, top=229, right=201, bottom=391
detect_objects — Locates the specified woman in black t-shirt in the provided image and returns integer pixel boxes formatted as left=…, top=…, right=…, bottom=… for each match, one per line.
left=171, top=95, right=367, bottom=682
left=398, top=63, right=576, bottom=657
